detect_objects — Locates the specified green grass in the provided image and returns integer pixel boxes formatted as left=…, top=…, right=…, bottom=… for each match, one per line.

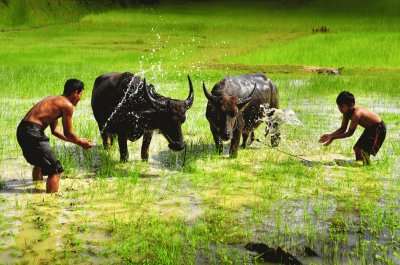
left=0, top=0, right=399, bottom=264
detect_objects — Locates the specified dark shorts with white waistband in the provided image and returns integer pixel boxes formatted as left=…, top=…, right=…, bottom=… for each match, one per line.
left=16, top=120, right=64, bottom=176
left=355, top=121, right=386, bottom=156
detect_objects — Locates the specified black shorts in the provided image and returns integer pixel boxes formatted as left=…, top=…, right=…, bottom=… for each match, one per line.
left=16, top=120, right=64, bottom=176
left=355, top=121, right=386, bottom=156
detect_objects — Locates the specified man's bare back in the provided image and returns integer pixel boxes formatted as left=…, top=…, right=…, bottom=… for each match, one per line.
left=23, top=91, right=91, bottom=148
left=24, top=96, right=71, bottom=129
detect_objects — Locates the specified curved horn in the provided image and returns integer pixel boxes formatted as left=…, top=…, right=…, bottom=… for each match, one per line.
left=203, top=82, right=219, bottom=106
left=238, top=83, right=257, bottom=109
left=144, top=78, right=168, bottom=111
left=184, top=75, right=194, bottom=109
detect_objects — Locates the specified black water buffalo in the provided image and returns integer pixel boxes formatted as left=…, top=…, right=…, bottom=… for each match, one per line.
left=203, top=73, right=280, bottom=157
left=91, top=72, right=194, bottom=161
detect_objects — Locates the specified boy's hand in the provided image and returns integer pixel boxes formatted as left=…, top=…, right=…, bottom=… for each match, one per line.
left=79, top=138, right=93, bottom=150
left=323, top=138, right=333, bottom=146
left=319, top=134, right=330, bottom=143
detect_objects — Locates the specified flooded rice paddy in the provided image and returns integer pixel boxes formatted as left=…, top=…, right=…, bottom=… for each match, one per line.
left=0, top=78, right=399, bottom=264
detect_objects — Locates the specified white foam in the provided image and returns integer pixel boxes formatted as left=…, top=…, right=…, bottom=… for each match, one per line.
left=258, top=104, right=303, bottom=135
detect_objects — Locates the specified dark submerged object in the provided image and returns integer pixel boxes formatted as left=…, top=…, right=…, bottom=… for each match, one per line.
left=245, top=243, right=302, bottom=265
left=203, top=73, right=280, bottom=157
left=91, top=72, right=194, bottom=161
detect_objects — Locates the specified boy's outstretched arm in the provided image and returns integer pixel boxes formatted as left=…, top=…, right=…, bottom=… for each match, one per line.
left=323, top=114, right=360, bottom=146
left=319, top=116, right=349, bottom=143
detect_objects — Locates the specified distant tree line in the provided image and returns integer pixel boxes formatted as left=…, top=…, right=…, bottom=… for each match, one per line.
left=0, top=0, right=159, bottom=7
left=79, top=0, right=159, bottom=7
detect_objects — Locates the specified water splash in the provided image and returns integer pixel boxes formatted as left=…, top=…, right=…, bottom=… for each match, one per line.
left=100, top=70, right=148, bottom=135
left=259, top=104, right=303, bottom=135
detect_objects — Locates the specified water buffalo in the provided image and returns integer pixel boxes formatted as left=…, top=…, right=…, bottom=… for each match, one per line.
left=91, top=72, right=194, bottom=161
left=203, top=73, right=280, bottom=158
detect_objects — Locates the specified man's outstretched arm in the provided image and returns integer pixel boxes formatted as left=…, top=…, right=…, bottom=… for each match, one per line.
left=61, top=104, right=92, bottom=149
left=50, top=119, right=68, bottom=141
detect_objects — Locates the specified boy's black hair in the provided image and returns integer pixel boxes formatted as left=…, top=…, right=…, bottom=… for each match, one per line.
left=63, top=79, right=84, bottom=96
left=336, top=91, right=355, bottom=105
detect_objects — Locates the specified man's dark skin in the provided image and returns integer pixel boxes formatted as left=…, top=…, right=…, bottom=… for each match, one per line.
left=319, top=103, right=382, bottom=164
left=23, top=90, right=93, bottom=192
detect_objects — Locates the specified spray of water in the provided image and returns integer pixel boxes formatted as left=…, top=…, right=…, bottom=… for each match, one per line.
left=258, top=104, right=303, bottom=135
left=100, top=70, right=148, bottom=135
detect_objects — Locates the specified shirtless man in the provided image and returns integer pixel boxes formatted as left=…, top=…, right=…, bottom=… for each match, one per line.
left=319, top=91, right=386, bottom=165
left=16, top=79, right=93, bottom=193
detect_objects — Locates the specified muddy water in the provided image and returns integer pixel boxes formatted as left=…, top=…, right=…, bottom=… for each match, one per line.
left=0, top=146, right=204, bottom=264
left=0, top=158, right=114, bottom=264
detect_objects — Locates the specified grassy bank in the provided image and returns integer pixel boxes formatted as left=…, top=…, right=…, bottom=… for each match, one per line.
left=0, top=0, right=399, bottom=264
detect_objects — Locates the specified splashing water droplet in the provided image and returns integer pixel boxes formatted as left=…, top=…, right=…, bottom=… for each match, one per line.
left=258, top=104, right=303, bottom=135
left=100, top=70, right=148, bottom=135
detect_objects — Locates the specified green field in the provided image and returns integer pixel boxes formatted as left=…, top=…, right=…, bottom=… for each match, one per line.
left=0, top=0, right=399, bottom=264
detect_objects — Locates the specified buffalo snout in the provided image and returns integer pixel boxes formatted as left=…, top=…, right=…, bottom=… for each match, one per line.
left=168, top=142, right=185, bottom=151
left=221, top=132, right=232, bottom=141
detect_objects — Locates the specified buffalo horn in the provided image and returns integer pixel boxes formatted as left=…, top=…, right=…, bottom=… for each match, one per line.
left=238, top=83, right=257, bottom=109
left=203, top=82, right=219, bottom=106
left=185, top=75, right=194, bottom=109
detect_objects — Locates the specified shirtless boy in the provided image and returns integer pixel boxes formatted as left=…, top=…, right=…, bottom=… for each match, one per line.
left=17, top=79, right=93, bottom=193
left=319, top=91, right=386, bottom=165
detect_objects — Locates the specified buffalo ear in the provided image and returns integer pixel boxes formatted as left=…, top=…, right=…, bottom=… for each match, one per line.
left=144, top=79, right=168, bottom=111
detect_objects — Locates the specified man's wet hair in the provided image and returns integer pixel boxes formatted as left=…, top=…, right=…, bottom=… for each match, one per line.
left=63, top=79, right=84, bottom=96
left=336, top=91, right=355, bottom=105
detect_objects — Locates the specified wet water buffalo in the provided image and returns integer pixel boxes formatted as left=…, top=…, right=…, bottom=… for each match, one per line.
left=203, top=73, right=280, bottom=157
left=91, top=72, right=194, bottom=161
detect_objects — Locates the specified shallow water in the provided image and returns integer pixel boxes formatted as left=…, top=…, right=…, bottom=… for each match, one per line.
left=0, top=159, right=114, bottom=264
left=1, top=83, right=399, bottom=264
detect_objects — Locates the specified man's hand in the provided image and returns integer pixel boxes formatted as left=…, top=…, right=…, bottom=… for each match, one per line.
left=79, top=138, right=93, bottom=150
left=319, top=134, right=330, bottom=143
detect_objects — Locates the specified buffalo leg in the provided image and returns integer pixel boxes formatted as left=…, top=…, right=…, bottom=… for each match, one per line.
left=241, top=133, right=249, bottom=148
left=101, top=132, right=114, bottom=150
left=248, top=132, right=255, bottom=146
left=266, top=121, right=281, bottom=147
left=271, top=122, right=281, bottom=147
left=210, top=125, right=223, bottom=154
left=117, top=133, right=129, bottom=162
left=141, top=130, right=153, bottom=161
left=241, top=132, right=255, bottom=148
left=271, top=133, right=281, bottom=147
left=229, top=130, right=241, bottom=158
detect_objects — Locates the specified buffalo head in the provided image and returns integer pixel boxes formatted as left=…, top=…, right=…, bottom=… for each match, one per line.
left=203, top=82, right=256, bottom=141
left=144, top=76, right=194, bottom=151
